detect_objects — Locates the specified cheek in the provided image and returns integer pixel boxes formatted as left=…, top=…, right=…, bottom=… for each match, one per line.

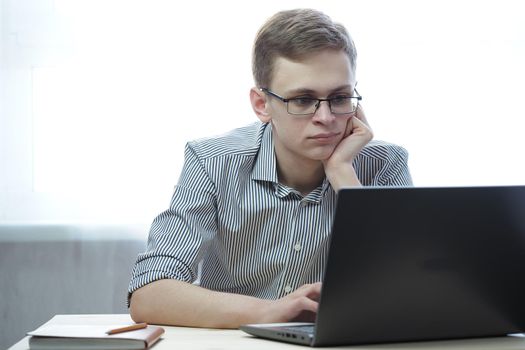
left=272, top=119, right=300, bottom=144
left=273, top=121, right=311, bottom=151
left=272, top=117, right=309, bottom=138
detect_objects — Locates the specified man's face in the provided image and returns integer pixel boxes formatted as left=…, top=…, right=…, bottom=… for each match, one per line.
left=265, top=50, right=357, bottom=167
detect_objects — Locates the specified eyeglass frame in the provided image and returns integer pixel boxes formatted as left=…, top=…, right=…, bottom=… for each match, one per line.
left=259, top=87, right=362, bottom=116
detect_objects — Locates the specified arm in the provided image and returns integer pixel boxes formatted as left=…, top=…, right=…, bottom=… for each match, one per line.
left=130, top=279, right=321, bottom=328
left=323, top=105, right=373, bottom=191
left=129, top=143, right=321, bottom=328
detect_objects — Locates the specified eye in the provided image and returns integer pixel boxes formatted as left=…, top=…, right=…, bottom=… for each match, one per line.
left=330, top=95, right=351, bottom=106
left=290, top=97, right=316, bottom=107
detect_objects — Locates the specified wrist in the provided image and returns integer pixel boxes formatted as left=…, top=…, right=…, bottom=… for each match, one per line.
left=229, top=295, right=273, bottom=326
left=325, top=163, right=361, bottom=192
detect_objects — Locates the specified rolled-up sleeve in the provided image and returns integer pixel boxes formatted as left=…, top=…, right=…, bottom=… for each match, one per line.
left=128, top=143, right=218, bottom=300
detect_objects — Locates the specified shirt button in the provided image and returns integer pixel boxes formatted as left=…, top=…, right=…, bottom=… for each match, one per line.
left=293, top=243, right=302, bottom=252
left=284, top=285, right=293, bottom=293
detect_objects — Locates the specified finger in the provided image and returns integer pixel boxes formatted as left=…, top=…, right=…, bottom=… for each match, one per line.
left=295, top=296, right=319, bottom=313
left=344, top=116, right=354, bottom=137
left=296, top=282, right=322, bottom=294
left=305, top=283, right=322, bottom=299
left=295, top=283, right=322, bottom=301
left=345, top=114, right=369, bottom=138
left=351, top=115, right=367, bottom=129
left=350, top=116, right=373, bottom=138
left=306, top=289, right=321, bottom=302
left=355, top=104, right=372, bottom=130
left=285, top=297, right=319, bottom=322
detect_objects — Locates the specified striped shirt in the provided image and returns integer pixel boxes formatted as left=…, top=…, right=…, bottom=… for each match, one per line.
left=128, top=121, right=412, bottom=301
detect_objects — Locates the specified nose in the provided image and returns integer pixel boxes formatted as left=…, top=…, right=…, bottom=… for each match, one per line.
left=311, top=100, right=335, bottom=123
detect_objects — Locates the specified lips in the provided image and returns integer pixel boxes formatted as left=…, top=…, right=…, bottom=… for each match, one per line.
left=309, top=132, right=340, bottom=141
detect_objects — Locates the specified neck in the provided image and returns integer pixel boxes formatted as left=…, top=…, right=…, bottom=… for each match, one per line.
left=275, top=151, right=325, bottom=196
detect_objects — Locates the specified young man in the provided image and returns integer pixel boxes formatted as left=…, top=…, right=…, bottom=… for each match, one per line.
left=128, top=8, right=412, bottom=328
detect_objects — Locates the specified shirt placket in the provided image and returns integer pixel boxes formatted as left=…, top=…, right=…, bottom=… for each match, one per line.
left=278, top=196, right=311, bottom=296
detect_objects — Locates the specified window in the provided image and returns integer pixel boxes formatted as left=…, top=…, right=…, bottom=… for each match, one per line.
left=1, top=0, right=524, bottom=223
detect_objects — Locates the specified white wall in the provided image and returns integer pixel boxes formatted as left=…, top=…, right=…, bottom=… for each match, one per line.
left=1, top=0, right=524, bottom=224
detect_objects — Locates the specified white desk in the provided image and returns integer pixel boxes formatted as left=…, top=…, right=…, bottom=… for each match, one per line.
left=8, top=314, right=525, bottom=350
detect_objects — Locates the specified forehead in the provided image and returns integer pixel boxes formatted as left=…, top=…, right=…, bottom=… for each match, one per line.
left=270, top=50, right=355, bottom=94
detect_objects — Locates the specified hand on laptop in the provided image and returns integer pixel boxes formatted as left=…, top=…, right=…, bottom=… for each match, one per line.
left=323, top=105, right=373, bottom=191
left=259, top=282, right=322, bottom=323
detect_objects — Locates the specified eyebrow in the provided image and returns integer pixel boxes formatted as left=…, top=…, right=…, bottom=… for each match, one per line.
left=285, top=84, right=353, bottom=96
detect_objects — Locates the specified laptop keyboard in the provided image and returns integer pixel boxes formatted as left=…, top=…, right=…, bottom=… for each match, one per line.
left=282, top=325, right=315, bottom=334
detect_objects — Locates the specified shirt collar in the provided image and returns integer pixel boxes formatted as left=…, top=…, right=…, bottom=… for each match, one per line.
left=251, top=122, right=334, bottom=201
left=251, top=123, right=279, bottom=183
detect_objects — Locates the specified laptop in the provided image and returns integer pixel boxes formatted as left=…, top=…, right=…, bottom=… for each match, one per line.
left=240, top=186, right=525, bottom=346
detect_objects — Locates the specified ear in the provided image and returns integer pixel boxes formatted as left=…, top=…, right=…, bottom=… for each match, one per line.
left=250, top=87, right=271, bottom=123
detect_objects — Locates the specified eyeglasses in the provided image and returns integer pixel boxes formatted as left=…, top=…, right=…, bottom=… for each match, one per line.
left=260, top=88, right=362, bottom=116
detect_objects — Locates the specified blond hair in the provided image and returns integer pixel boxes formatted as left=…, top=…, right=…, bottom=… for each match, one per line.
left=252, top=8, right=357, bottom=88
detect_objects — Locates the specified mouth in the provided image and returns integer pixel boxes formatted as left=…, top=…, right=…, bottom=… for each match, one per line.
left=308, top=132, right=341, bottom=143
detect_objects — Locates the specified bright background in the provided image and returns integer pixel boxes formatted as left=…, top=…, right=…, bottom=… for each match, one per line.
left=1, top=0, right=524, bottom=224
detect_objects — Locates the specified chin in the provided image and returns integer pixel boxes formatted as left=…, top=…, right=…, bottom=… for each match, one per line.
left=306, top=147, right=336, bottom=161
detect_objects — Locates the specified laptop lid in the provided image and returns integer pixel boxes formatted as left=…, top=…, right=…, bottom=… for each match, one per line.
left=241, top=186, right=525, bottom=346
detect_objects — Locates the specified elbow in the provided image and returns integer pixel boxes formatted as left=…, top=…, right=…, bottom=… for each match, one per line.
left=129, top=289, right=148, bottom=323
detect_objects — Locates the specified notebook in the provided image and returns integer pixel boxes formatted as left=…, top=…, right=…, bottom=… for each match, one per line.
left=27, top=315, right=164, bottom=350
left=240, top=186, right=525, bottom=346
